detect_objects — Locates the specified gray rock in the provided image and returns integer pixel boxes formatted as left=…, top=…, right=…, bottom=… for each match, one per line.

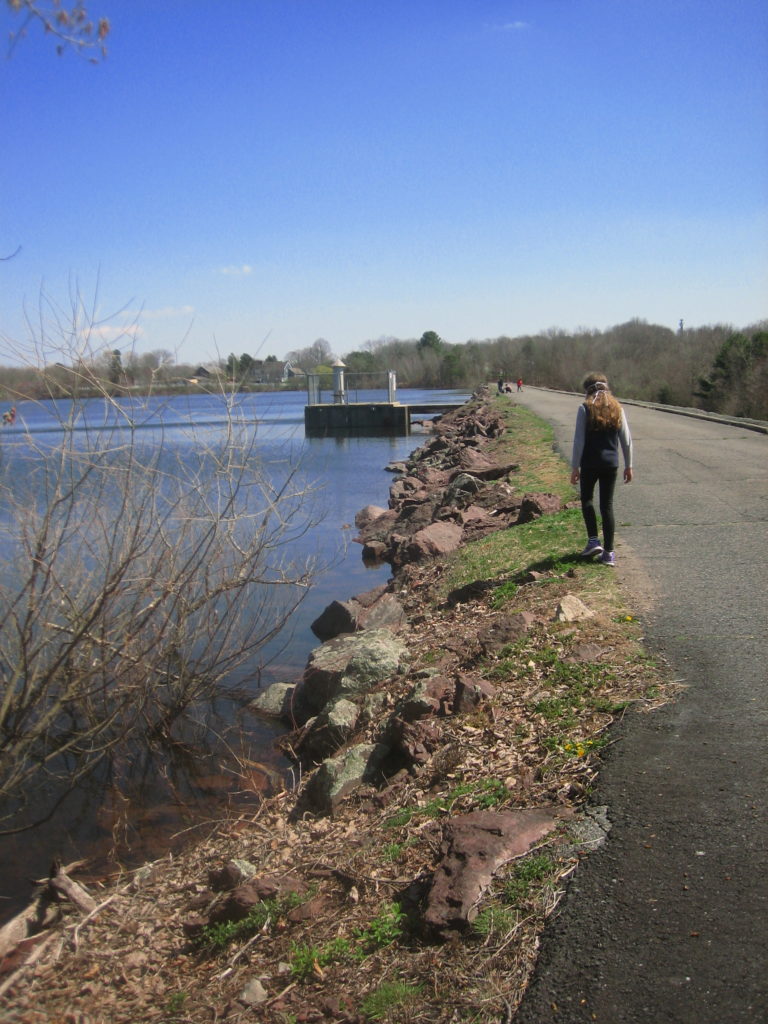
left=298, top=742, right=389, bottom=816
left=239, top=978, right=268, bottom=1006
left=441, top=473, right=482, bottom=506
left=295, top=697, right=361, bottom=763
left=311, top=585, right=406, bottom=641
left=301, top=629, right=408, bottom=714
left=250, top=682, right=299, bottom=721
left=554, top=594, right=595, bottom=622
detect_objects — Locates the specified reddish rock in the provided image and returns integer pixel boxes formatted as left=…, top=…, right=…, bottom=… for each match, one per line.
left=354, top=507, right=398, bottom=545
left=477, top=611, right=536, bottom=655
left=388, top=476, right=428, bottom=506
left=416, top=466, right=452, bottom=488
left=386, top=718, right=444, bottom=768
left=181, top=914, right=207, bottom=940
left=362, top=539, right=389, bottom=562
left=399, top=675, right=455, bottom=720
left=457, top=447, right=497, bottom=473
left=424, top=809, right=563, bottom=937
left=458, top=505, right=502, bottom=540
left=286, top=895, right=328, bottom=923
left=395, top=521, right=464, bottom=566
left=453, top=673, right=497, bottom=713
left=354, top=504, right=388, bottom=530
left=516, top=492, right=562, bottom=524
left=310, top=585, right=406, bottom=641
left=209, top=875, right=309, bottom=925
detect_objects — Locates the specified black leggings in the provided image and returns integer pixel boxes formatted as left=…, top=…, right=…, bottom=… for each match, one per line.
left=580, top=467, right=618, bottom=551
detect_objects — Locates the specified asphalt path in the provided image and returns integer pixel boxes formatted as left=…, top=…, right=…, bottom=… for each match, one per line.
left=508, top=388, right=768, bottom=1023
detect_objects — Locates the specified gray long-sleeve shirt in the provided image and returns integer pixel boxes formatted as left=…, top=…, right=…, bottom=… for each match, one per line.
left=571, top=404, right=633, bottom=471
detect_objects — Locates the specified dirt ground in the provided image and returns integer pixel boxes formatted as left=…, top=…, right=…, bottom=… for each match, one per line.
left=0, top=551, right=672, bottom=1024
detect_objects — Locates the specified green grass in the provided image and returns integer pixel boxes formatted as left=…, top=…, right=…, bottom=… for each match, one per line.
left=441, top=509, right=586, bottom=602
left=472, top=904, right=518, bottom=939
left=195, top=892, right=306, bottom=952
left=289, top=903, right=407, bottom=981
left=360, top=980, right=424, bottom=1021
left=385, top=779, right=512, bottom=832
left=503, top=854, right=557, bottom=905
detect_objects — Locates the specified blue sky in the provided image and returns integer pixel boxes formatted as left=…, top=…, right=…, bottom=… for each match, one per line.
left=1, top=0, right=766, bottom=366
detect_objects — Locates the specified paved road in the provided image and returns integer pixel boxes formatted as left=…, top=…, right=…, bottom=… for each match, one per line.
left=509, top=389, right=768, bottom=1024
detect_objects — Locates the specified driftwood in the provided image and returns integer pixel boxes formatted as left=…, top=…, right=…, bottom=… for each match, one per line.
left=47, top=861, right=97, bottom=915
left=0, top=885, right=53, bottom=964
left=0, top=860, right=97, bottom=993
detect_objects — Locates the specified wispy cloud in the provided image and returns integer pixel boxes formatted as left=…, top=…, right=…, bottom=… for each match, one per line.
left=218, top=264, right=254, bottom=276
left=88, top=323, right=145, bottom=343
left=486, top=21, right=529, bottom=32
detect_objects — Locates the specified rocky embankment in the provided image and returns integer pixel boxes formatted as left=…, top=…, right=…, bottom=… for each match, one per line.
left=252, top=390, right=566, bottom=826
left=0, top=387, right=665, bottom=1023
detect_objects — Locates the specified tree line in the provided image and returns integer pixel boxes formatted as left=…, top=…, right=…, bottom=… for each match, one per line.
left=1, top=319, right=766, bottom=419
left=340, top=320, right=767, bottom=420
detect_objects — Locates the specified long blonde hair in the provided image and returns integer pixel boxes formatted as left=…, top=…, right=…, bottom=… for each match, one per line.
left=582, top=372, right=622, bottom=430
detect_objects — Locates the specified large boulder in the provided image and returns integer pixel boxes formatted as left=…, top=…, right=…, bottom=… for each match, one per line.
left=249, top=682, right=300, bottom=722
left=354, top=505, right=388, bottom=530
left=457, top=504, right=502, bottom=541
left=354, top=507, right=399, bottom=546
left=441, top=473, right=483, bottom=507
left=300, top=629, right=408, bottom=715
left=393, top=521, right=464, bottom=567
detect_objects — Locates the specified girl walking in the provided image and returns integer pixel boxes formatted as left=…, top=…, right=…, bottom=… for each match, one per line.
left=570, top=373, right=633, bottom=566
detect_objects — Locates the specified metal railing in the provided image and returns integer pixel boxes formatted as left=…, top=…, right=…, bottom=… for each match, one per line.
left=306, top=370, right=397, bottom=405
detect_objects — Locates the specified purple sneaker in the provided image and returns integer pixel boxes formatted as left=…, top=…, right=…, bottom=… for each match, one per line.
left=580, top=538, right=603, bottom=558
left=600, top=550, right=616, bottom=566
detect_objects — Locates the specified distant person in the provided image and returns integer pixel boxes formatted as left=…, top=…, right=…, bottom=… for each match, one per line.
left=498, top=376, right=505, bottom=393
left=516, top=378, right=523, bottom=392
left=2, top=407, right=15, bottom=425
left=570, top=373, right=633, bottom=567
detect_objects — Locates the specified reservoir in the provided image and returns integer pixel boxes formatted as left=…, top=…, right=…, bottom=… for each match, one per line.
left=0, top=386, right=469, bottom=921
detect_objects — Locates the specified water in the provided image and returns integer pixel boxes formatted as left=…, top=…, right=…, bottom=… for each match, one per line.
left=0, top=387, right=469, bottom=920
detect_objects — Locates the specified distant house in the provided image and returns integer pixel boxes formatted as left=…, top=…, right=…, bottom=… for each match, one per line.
left=192, top=366, right=212, bottom=379
left=282, top=361, right=306, bottom=383
left=260, top=360, right=287, bottom=384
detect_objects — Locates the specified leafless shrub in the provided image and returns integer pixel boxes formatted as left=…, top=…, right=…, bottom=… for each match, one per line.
left=0, top=292, right=325, bottom=830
